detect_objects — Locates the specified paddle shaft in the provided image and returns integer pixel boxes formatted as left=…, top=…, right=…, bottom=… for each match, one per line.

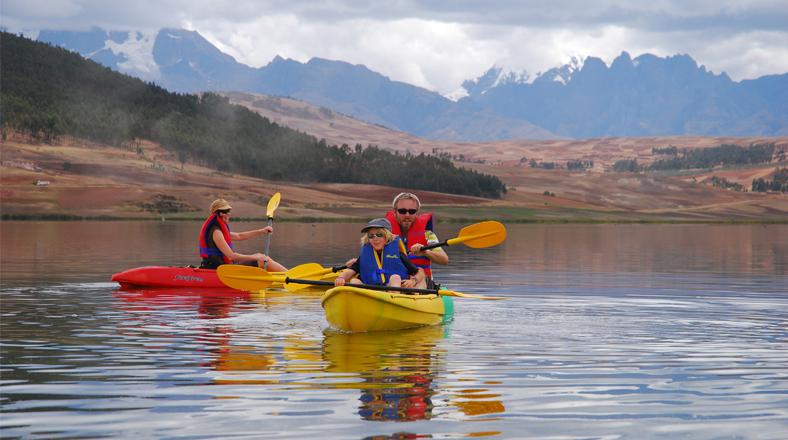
left=217, top=266, right=505, bottom=299
left=263, top=217, right=273, bottom=270
left=286, top=277, right=440, bottom=295
left=420, top=236, right=468, bottom=251
left=421, top=239, right=449, bottom=252
left=419, top=222, right=504, bottom=251
left=262, top=193, right=281, bottom=270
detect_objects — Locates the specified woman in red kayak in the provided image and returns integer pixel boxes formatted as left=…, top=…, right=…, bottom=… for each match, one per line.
left=198, top=199, right=287, bottom=271
left=334, top=218, right=426, bottom=289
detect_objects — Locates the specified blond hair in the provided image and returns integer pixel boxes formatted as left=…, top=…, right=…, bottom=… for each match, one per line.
left=360, top=228, right=394, bottom=245
left=392, top=192, right=421, bottom=209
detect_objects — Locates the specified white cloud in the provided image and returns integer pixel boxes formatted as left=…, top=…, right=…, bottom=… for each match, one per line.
left=2, top=0, right=786, bottom=95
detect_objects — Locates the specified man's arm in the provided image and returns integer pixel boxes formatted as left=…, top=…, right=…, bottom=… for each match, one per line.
left=410, top=230, right=449, bottom=265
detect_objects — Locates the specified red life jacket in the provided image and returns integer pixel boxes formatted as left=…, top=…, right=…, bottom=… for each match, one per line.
left=198, top=214, right=233, bottom=264
left=385, top=210, right=433, bottom=278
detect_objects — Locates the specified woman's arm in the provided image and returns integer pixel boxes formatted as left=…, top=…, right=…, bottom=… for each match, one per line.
left=231, top=226, right=273, bottom=241
left=213, top=229, right=266, bottom=264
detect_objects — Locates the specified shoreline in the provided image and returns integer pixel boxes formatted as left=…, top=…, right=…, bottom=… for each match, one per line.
left=3, top=214, right=786, bottom=224
left=3, top=138, right=786, bottom=224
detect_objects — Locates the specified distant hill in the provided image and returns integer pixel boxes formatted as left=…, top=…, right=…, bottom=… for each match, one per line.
left=1, top=32, right=506, bottom=198
left=4, top=32, right=787, bottom=221
left=37, top=27, right=556, bottom=142
left=36, top=27, right=788, bottom=141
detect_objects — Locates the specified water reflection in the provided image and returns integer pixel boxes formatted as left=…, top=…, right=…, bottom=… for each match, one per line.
left=322, top=326, right=446, bottom=421
left=3, top=222, right=785, bottom=439
left=113, top=286, right=252, bottom=318
left=3, top=222, right=786, bottom=288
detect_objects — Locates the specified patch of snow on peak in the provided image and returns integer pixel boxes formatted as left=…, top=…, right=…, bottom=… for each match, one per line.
left=567, top=55, right=585, bottom=72
left=494, top=69, right=530, bottom=87
left=535, top=56, right=585, bottom=85
left=462, top=65, right=531, bottom=97
left=105, top=31, right=160, bottom=80
left=445, top=87, right=469, bottom=102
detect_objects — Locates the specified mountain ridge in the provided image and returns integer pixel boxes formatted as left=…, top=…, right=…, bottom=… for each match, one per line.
left=35, top=27, right=787, bottom=141
left=3, top=32, right=787, bottom=221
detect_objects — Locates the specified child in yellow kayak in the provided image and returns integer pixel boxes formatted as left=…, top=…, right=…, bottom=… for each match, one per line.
left=334, top=218, right=427, bottom=289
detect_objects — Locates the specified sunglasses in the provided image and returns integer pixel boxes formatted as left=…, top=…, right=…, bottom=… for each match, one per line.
left=396, top=208, right=418, bottom=215
left=216, top=209, right=231, bottom=214
left=367, top=232, right=386, bottom=239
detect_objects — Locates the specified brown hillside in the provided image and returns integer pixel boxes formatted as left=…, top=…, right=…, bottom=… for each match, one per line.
left=225, top=91, right=788, bottom=170
left=2, top=109, right=787, bottom=221
left=0, top=134, right=484, bottom=220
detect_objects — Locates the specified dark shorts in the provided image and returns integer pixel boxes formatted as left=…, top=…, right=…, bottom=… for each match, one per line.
left=200, top=257, right=258, bottom=269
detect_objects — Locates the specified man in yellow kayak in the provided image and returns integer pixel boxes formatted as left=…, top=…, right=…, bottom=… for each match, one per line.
left=334, top=218, right=427, bottom=289
left=385, top=192, right=448, bottom=288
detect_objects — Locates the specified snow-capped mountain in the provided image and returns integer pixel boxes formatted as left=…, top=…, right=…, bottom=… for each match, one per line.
left=38, top=28, right=161, bottom=81
left=36, top=27, right=557, bottom=140
left=460, top=51, right=787, bottom=137
left=35, top=27, right=788, bottom=139
left=459, top=66, right=531, bottom=99
left=532, top=56, right=585, bottom=85
left=457, top=56, right=585, bottom=100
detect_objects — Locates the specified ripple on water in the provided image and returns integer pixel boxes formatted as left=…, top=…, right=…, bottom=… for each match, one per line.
left=2, top=224, right=787, bottom=439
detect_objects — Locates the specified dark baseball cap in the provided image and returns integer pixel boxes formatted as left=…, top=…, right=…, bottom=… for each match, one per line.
left=361, top=218, right=392, bottom=232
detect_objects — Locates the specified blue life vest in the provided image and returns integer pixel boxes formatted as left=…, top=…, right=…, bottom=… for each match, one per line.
left=358, top=237, right=410, bottom=285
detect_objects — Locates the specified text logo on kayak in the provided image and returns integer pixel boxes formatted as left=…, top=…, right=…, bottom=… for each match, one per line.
left=175, top=275, right=204, bottom=282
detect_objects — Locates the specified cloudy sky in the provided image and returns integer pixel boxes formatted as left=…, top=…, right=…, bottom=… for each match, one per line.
left=3, top=0, right=787, bottom=95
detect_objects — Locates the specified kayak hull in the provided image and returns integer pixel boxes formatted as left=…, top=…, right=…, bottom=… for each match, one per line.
left=112, top=265, right=338, bottom=289
left=112, top=266, right=225, bottom=288
left=321, top=286, right=454, bottom=332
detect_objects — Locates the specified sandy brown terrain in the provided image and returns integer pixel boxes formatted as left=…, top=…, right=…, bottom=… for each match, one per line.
left=226, top=91, right=788, bottom=169
left=2, top=113, right=787, bottom=222
left=0, top=134, right=485, bottom=220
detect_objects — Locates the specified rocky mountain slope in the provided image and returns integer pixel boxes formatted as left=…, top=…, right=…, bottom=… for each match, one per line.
left=37, top=27, right=788, bottom=141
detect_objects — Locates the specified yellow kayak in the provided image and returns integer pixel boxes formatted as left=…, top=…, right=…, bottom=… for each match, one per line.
left=321, top=286, right=454, bottom=332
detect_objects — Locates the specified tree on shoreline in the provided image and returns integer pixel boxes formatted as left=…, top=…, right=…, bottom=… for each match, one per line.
left=0, top=32, right=505, bottom=198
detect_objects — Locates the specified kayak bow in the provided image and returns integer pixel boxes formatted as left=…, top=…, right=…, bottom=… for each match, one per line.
left=321, top=285, right=454, bottom=332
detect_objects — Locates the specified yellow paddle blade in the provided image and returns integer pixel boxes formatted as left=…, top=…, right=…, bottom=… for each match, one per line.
left=266, top=192, right=281, bottom=218
left=285, top=262, right=333, bottom=292
left=439, top=289, right=507, bottom=300
left=447, top=221, right=507, bottom=249
left=217, top=265, right=278, bottom=291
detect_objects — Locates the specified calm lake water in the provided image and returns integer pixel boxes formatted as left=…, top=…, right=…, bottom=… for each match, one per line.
left=1, top=221, right=786, bottom=439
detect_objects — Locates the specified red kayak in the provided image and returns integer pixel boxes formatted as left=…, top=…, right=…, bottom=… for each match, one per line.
left=111, top=266, right=227, bottom=288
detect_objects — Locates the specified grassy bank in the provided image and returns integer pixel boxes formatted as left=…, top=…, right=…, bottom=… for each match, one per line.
left=4, top=211, right=786, bottom=224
